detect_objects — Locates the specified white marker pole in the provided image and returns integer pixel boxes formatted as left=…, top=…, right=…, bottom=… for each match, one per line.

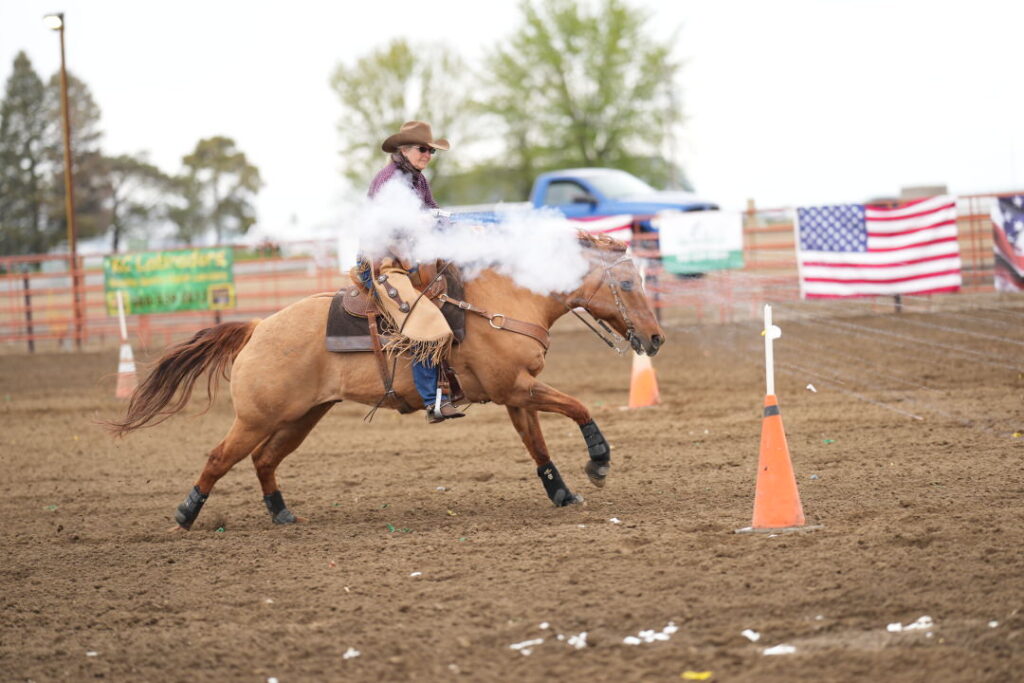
left=116, top=290, right=128, bottom=342
left=763, top=304, right=782, bottom=396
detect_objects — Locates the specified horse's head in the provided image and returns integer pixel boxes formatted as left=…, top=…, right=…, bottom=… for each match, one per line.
left=568, top=232, right=666, bottom=356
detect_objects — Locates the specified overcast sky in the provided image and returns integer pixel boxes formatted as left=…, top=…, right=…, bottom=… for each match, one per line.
left=2, top=0, right=1021, bottom=242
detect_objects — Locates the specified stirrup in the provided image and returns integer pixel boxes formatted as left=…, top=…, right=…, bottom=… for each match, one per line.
left=425, top=401, right=465, bottom=424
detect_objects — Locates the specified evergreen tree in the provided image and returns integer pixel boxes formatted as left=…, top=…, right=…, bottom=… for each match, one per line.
left=44, top=70, right=111, bottom=245
left=0, top=52, right=51, bottom=255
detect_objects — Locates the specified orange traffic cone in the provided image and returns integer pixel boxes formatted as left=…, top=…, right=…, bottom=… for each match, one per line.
left=627, top=352, right=660, bottom=408
left=115, top=341, right=137, bottom=399
left=736, top=395, right=820, bottom=533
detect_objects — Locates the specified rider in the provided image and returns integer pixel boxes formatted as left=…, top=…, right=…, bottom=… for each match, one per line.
left=362, top=120, right=465, bottom=424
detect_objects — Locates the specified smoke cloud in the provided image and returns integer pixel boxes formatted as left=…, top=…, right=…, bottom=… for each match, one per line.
left=347, top=180, right=590, bottom=294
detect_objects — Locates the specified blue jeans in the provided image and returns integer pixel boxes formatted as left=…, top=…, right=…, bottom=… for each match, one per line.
left=359, top=262, right=445, bottom=408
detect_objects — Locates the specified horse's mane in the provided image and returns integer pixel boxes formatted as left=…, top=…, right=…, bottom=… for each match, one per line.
left=576, top=230, right=629, bottom=253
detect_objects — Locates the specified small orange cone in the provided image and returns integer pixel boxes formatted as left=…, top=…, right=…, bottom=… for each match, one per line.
left=751, top=394, right=803, bottom=528
left=115, top=341, right=137, bottom=398
left=627, top=352, right=660, bottom=408
left=737, top=394, right=814, bottom=532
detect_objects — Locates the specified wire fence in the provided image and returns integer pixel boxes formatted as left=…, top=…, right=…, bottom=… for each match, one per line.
left=1, top=190, right=1021, bottom=356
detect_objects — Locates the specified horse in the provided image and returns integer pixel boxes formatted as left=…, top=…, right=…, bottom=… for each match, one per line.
left=110, top=232, right=665, bottom=531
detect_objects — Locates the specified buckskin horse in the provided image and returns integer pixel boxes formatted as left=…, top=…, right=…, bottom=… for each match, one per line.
left=110, top=232, right=664, bottom=530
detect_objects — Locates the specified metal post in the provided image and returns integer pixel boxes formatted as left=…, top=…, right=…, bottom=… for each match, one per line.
left=51, top=14, right=82, bottom=349
left=22, top=271, right=34, bottom=353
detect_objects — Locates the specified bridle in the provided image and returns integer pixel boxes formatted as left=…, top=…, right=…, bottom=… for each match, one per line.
left=565, top=248, right=638, bottom=355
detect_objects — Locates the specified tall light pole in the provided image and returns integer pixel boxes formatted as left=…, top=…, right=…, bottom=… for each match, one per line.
left=44, top=12, right=82, bottom=349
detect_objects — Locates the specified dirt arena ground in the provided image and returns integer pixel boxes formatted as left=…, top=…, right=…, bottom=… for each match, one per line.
left=2, top=298, right=1023, bottom=682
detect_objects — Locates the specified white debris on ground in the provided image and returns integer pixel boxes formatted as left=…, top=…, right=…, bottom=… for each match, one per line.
left=567, top=632, right=588, bottom=650
left=622, top=622, right=678, bottom=645
left=539, top=622, right=550, bottom=630
left=409, top=571, right=422, bottom=577
left=85, top=651, right=99, bottom=657
left=989, top=621, right=999, bottom=628
left=741, top=628, right=761, bottom=642
left=509, top=638, right=545, bottom=656
left=342, top=647, right=361, bottom=659
left=763, top=644, right=797, bottom=656
left=267, top=678, right=279, bottom=683
left=609, top=517, right=622, bottom=524
left=806, top=383, right=817, bottom=392
left=886, top=616, right=934, bottom=633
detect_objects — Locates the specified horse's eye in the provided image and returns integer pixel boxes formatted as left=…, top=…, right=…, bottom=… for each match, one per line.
left=620, top=280, right=634, bottom=291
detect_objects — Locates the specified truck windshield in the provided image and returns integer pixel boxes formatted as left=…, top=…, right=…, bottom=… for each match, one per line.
left=587, top=172, right=656, bottom=199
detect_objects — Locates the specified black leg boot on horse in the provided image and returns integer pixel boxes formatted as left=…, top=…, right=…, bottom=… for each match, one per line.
left=580, top=420, right=611, bottom=487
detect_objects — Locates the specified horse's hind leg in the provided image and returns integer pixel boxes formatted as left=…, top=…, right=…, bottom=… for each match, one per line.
left=173, top=419, right=271, bottom=531
left=251, top=402, right=334, bottom=525
left=506, top=406, right=582, bottom=507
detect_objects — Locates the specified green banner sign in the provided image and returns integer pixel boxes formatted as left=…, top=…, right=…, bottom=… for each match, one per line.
left=103, top=248, right=235, bottom=315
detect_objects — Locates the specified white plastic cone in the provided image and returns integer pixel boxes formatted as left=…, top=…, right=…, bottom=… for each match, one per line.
left=115, top=341, right=137, bottom=398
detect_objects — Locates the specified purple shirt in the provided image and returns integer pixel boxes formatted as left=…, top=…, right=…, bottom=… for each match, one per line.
left=368, top=161, right=439, bottom=209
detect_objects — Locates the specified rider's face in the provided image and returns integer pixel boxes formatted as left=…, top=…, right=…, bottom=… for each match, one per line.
left=401, top=145, right=435, bottom=171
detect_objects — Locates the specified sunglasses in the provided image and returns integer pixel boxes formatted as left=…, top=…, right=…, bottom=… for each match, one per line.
left=408, top=145, right=437, bottom=155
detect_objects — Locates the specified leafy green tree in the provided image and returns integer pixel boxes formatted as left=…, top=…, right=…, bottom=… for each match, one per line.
left=103, top=153, right=171, bottom=252
left=166, top=174, right=205, bottom=245
left=170, top=136, right=261, bottom=245
left=330, top=39, right=476, bottom=197
left=0, top=52, right=51, bottom=256
left=482, top=0, right=685, bottom=197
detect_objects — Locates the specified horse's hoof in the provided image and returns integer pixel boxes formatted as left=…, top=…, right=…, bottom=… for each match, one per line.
left=271, top=509, right=298, bottom=524
left=584, top=460, right=609, bottom=488
left=552, top=489, right=584, bottom=507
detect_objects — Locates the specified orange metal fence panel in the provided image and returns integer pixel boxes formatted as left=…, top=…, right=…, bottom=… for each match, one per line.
left=1, top=194, right=1018, bottom=352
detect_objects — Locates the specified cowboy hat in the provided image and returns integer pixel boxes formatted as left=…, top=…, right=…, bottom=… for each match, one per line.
left=381, top=121, right=451, bottom=153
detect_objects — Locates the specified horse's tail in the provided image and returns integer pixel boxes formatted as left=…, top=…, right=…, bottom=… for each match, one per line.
left=107, top=319, right=260, bottom=436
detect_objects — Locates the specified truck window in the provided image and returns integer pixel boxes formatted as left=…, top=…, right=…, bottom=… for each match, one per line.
left=543, top=180, right=590, bottom=207
left=587, top=172, right=656, bottom=199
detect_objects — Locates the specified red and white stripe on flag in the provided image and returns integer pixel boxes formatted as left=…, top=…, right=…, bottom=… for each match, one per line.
left=796, top=195, right=962, bottom=298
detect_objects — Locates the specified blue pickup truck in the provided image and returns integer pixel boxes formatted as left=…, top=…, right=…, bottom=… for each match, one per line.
left=529, top=167, right=718, bottom=222
left=446, top=167, right=737, bottom=276
left=447, top=167, right=719, bottom=239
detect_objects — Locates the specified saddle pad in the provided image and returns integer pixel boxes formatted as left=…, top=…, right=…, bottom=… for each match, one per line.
left=326, top=289, right=382, bottom=353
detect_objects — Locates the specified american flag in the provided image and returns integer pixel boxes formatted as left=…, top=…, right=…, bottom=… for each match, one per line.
left=795, top=195, right=961, bottom=298
left=991, top=194, right=1024, bottom=291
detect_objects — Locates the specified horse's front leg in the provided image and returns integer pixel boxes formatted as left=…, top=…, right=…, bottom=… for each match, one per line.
left=506, top=406, right=583, bottom=507
left=528, top=382, right=611, bottom=488
left=512, top=380, right=612, bottom=489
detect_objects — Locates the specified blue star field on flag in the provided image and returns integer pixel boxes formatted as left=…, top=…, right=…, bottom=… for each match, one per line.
left=997, top=196, right=1024, bottom=250
left=796, top=204, right=867, bottom=252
